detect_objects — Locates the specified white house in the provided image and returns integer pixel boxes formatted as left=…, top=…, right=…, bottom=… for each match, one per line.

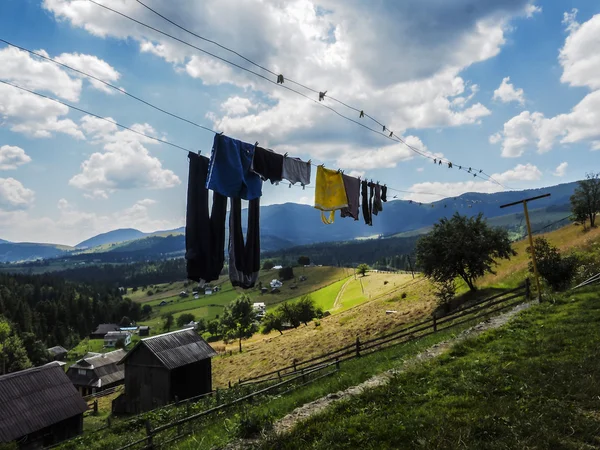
left=272, top=265, right=283, bottom=270
left=253, top=302, right=266, bottom=318
left=104, top=331, right=132, bottom=348
left=270, top=279, right=283, bottom=288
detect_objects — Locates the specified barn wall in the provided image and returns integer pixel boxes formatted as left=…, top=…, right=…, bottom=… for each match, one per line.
left=170, top=359, right=212, bottom=401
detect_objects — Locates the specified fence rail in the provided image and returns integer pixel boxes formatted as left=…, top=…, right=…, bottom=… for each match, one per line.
left=109, top=281, right=529, bottom=450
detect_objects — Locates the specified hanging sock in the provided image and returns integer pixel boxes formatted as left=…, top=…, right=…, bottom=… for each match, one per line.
left=228, top=197, right=260, bottom=289
left=381, top=185, right=388, bottom=202
left=373, top=184, right=383, bottom=216
left=368, top=181, right=375, bottom=225
left=185, top=153, right=227, bottom=283
left=361, top=180, right=371, bottom=225
left=314, top=166, right=348, bottom=225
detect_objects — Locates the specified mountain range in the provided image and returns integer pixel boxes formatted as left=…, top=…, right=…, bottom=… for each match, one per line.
left=0, top=181, right=578, bottom=263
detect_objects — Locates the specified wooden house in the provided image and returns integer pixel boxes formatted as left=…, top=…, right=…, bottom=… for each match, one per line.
left=90, top=323, right=119, bottom=339
left=112, top=328, right=216, bottom=414
left=104, top=331, right=132, bottom=348
left=47, top=345, right=68, bottom=361
left=138, top=326, right=150, bottom=336
left=0, top=363, right=88, bottom=449
left=66, top=349, right=126, bottom=396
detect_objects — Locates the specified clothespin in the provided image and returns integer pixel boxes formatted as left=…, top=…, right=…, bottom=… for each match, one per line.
left=458, top=165, right=462, bottom=170
left=284, top=152, right=288, bottom=157
left=479, top=169, right=483, bottom=173
left=409, top=200, right=413, bottom=204
left=389, top=131, right=393, bottom=137
left=319, top=91, right=327, bottom=101
left=307, top=159, right=311, bottom=165
left=473, top=174, right=477, bottom=177
left=289, top=183, right=292, bottom=188
left=277, top=74, right=284, bottom=84
left=359, top=110, right=364, bottom=118
left=438, top=160, right=442, bottom=166
left=218, top=131, right=224, bottom=136
left=197, top=150, right=201, bottom=155
left=433, top=159, right=437, bottom=164
left=393, top=195, right=397, bottom=199
left=468, top=167, right=472, bottom=173
left=448, top=162, right=453, bottom=168
left=382, top=125, right=386, bottom=132
left=302, top=184, right=305, bottom=190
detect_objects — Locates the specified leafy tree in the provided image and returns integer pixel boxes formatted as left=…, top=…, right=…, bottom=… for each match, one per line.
left=571, top=201, right=589, bottom=231
left=21, top=333, right=49, bottom=366
left=279, top=302, right=301, bottom=328
left=141, top=304, right=153, bottom=318
left=261, top=311, right=285, bottom=335
left=297, top=256, right=310, bottom=266
left=177, top=313, right=196, bottom=328
left=162, top=312, right=174, bottom=332
left=195, top=318, right=206, bottom=333
left=434, top=280, right=456, bottom=306
left=207, top=319, right=221, bottom=337
left=115, top=338, right=126, bottom=349
left=279, top=266, right=295, bottom=281
left=416, top=213, right=515, bottom=291
left=0, top=317, right=31, bottom=374
left=132, top=286, right=139, bottom=292
left=119, top=316, right=132, bottom=327
left=295, top=296, right=322, bottom=326
left=528, top=237, right=579, bottom=291
left=220, top=295, right=258, bottom=352
left=262, top=260, right=275, bottom=270
left=146, top=290, right=154, bottom=297
left=570, top=172, right=600, bottom=228
left=356, top=264, right=369, bottom=277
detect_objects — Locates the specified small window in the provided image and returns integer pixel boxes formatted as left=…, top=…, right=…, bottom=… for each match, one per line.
left=78, top=369, right=86, bottom=376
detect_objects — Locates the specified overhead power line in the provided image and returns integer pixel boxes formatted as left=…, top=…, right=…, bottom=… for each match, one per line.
left=86, top=0, right=506, bottom=188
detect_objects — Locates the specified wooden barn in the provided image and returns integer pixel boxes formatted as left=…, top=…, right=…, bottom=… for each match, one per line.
left=113, top=328, right=216, bottom=414
left=66, top=349, right=126, bottom=396
left=90, top=323, right=119, bottom=339
left=0, top=363, right=88, bottom=449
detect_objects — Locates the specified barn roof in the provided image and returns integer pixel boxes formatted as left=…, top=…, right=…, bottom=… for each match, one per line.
left=120, top=328, right=216, bottom=370
left=91, top=323, right=119, bottom=335
left=0, top=364, right=87, bottom=443
left=68, top=349, right=126, bottom=388
left=47, top=345, right=68, bottom=356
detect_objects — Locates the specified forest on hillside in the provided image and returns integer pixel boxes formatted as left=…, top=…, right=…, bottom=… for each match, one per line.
left=0, top=273, right=140, bottom=373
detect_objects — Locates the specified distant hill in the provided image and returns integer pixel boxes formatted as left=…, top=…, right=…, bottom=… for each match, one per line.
left=0, top=242, right=73, bottom=263
left=75, top=228, right=147, bottom=249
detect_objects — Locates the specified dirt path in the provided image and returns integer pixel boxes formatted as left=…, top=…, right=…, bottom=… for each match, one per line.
left=223, top=300, right=536, bottom=449
left=332, top=278, right=353, bottom=309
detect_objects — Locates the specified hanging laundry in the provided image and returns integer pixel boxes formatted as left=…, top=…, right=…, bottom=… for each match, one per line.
left=340, top=174, right=360, bottom=221
left=368, top=182, right=375, bottom=224
left=373, top=184, right=383, bottom=216
left=251, top=146, right=283, bottom=184
left=229, top=197, right=260, bottom=289
left=207, top=133, right=262, bottom=200
left=314, top=166, right=348, bottom=224
left=361, top=180, right=371, bottom=226
left=282, top=156, right=311, bottom=186
left=381, top=185, right=388, bottom=202
left=185, top=152, right=227, bottom=284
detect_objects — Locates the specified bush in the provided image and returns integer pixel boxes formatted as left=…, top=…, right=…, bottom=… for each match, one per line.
left=434, top=279, right=456, bottom=306
left=142, top=304, right=152, bottom=318
left=401, top=292, right=407, bottom=299
left=233, top=411, right=274, bottom=438
left=279, top=266, right=295, bottom=281
left=177, top=313, right=196, bottom=328
left=384, top=280, right=389, bottom=285
left=528, top=237, right=579, bottom=291
left=146, top=290, right=154, bottom=297
left=262, top=260, right=275, bottom=270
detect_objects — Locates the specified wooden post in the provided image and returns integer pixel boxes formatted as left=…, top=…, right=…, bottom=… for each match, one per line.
left=335, top=358, right=340, bottom=370
left=145, top=419, right=153, bottom=450
left=500, top=193, right=550, bottom=302
left=93, top=399, right=98, bottom=414
left=107, top=416, right=111, bottom=428
left=277, top=370, right=281, bottom=381
left=525, top=278, right=531, bottom=300
left=228, top=380, right=231, bottom=389
left=433, top=316, right=437, bottom=332
left=355, top=337, right=361, bottom=357
left=216, top=388, right=220, bottom=404
left=292, top=359, right=297, bottom=373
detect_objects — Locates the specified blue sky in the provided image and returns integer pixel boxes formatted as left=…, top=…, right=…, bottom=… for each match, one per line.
left=0, top=0, right=598, bottom=245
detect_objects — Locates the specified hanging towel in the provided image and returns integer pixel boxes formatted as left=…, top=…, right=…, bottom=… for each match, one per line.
left=282, top=156, right=311, bottom=186
left=251, top=146, right=283, bottom=184
left=229, top=197, right=261, bottom=289
left=185, top=152, right=227, bottom=284
left=206, top=133, right=262, bottom=200
left=361, top=180, right=371, bottom=225
left=373, top=184, right=383, bottom=216
left=340, top=174, right=360, bottom=220
left=314, top=166, right=348, bottom=224
left=381, top=185, right=387, bottom=202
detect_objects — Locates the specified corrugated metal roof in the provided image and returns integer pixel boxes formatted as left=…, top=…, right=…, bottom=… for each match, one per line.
left=67, top=350, right=126, bottom=388
left=120, top=329, right=216, bottom=370
left=91, top=323, right=119, bottom=335
left=47, top=346, right=68, bottom=356
left=0, top=364, right=88, bottom=443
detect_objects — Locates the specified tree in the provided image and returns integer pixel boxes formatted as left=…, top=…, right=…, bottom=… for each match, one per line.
left=279, top=267, right=295, bottom=281
left=177, top=313, right=196, bottom=328
left=162, top=312, right=174, bottom=332
left=356, top=264, right=369, bottom=277
left=21, top=333, right=49, bottom=366
left=195, top=318, right=206, bottom=333
left=434, top=279, right=456, bottom=307
left=416, top=213, right=515, bottom=291
left=261, top=311, right=284, bottom=335
left=207, top=319, right=221, bottom=337
left=570, top=172, right=600, bottom=228
left=528, top=237, right=578, bottom=291
left=141, top=304, right=153, bottom=318
left=279, top=302, right=301, bottom=328
left=297, top=256, right=310, bottom=266
left=0, top=317, right=31, bottom=374
left=262, top=260, right=275, bottom=270
left=119, top=316, right=132, bottom=327
left=115, top=338, right=126, bottom=349
left=220, top=295, right=258, bottom=352
left=295, top=296, right=322, bottom=326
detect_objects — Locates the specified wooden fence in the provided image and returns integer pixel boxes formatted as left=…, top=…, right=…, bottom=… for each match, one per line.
left=112, top=280, right=530, bottom=450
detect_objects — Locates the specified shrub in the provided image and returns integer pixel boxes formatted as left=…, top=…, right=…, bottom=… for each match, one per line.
left=262, top=260, right=275, bottom=270
left=177, top=313, right=196, bottom=328
left=528, top=237, right=579, bottom=291
left=384, top=280, right=389, bottom=285
left=434, top=279, right=456, bottom=306
left=234, top=411, right=274, bottom=438
left=279, top=266, right=295, bottom=281
left=146, top=290, right=154, bottom=297
left=401, top=292, right=407, bottom=299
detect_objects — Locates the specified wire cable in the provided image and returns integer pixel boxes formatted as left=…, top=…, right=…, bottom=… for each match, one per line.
left=0, top=79, right=194, bottom=154
left=86, top=0, right=506, bottom=188
left=0, top=39, right=217, bottom=136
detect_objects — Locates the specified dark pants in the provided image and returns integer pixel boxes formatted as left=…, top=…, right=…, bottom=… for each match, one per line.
left=185, top=153, right=227, bottom=283
left=229, top=197, right=260, bottom=289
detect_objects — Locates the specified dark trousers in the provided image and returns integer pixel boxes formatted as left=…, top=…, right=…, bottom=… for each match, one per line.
left=229, top=197, right=260, bottom=288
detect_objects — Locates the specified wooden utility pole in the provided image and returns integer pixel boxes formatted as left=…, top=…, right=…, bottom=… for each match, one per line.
left=500, top=193, right=551, bottom=301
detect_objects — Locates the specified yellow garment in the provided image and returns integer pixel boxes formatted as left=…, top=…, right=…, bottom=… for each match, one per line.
left=314, top=166, right=348, bottom=224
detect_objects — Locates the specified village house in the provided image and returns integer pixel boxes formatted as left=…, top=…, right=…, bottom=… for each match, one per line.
left=0, top=364, right=88, bottom=449
left=47, top=345, right=68, bottom=361
left=138, top=325, right=150, bottom=336
left=104, top=331, right=132, bottom=348
left=112, top=328, right=216, bottom=414
left=90, top=323, right=120, bottom=340
left=66, top=349, right=126, bottom=396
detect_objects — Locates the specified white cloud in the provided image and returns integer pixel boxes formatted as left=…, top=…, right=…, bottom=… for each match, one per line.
left=0, top=145, right=32, bottom=170
left=489, top=132, right=502, bottom=144
left=493, top=77, right=525, bottom=104
left=55, top=52, right=121, bottom=94
left=553, top=162, right=568, bottom=177
left=525, top=4, right=542, bottom=18
left=416, top=167, right=424, bottom=173
left=0, top=178, right=35, bottom=211
left=560, top=11, right=600, bottom=90
left=404, top=163, right=542, bottom=202
left=221, top=97, right=255, bottom=116
left=69, top=115, right=180, bottom=197
left=562, top=8, right=580, bottom=34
